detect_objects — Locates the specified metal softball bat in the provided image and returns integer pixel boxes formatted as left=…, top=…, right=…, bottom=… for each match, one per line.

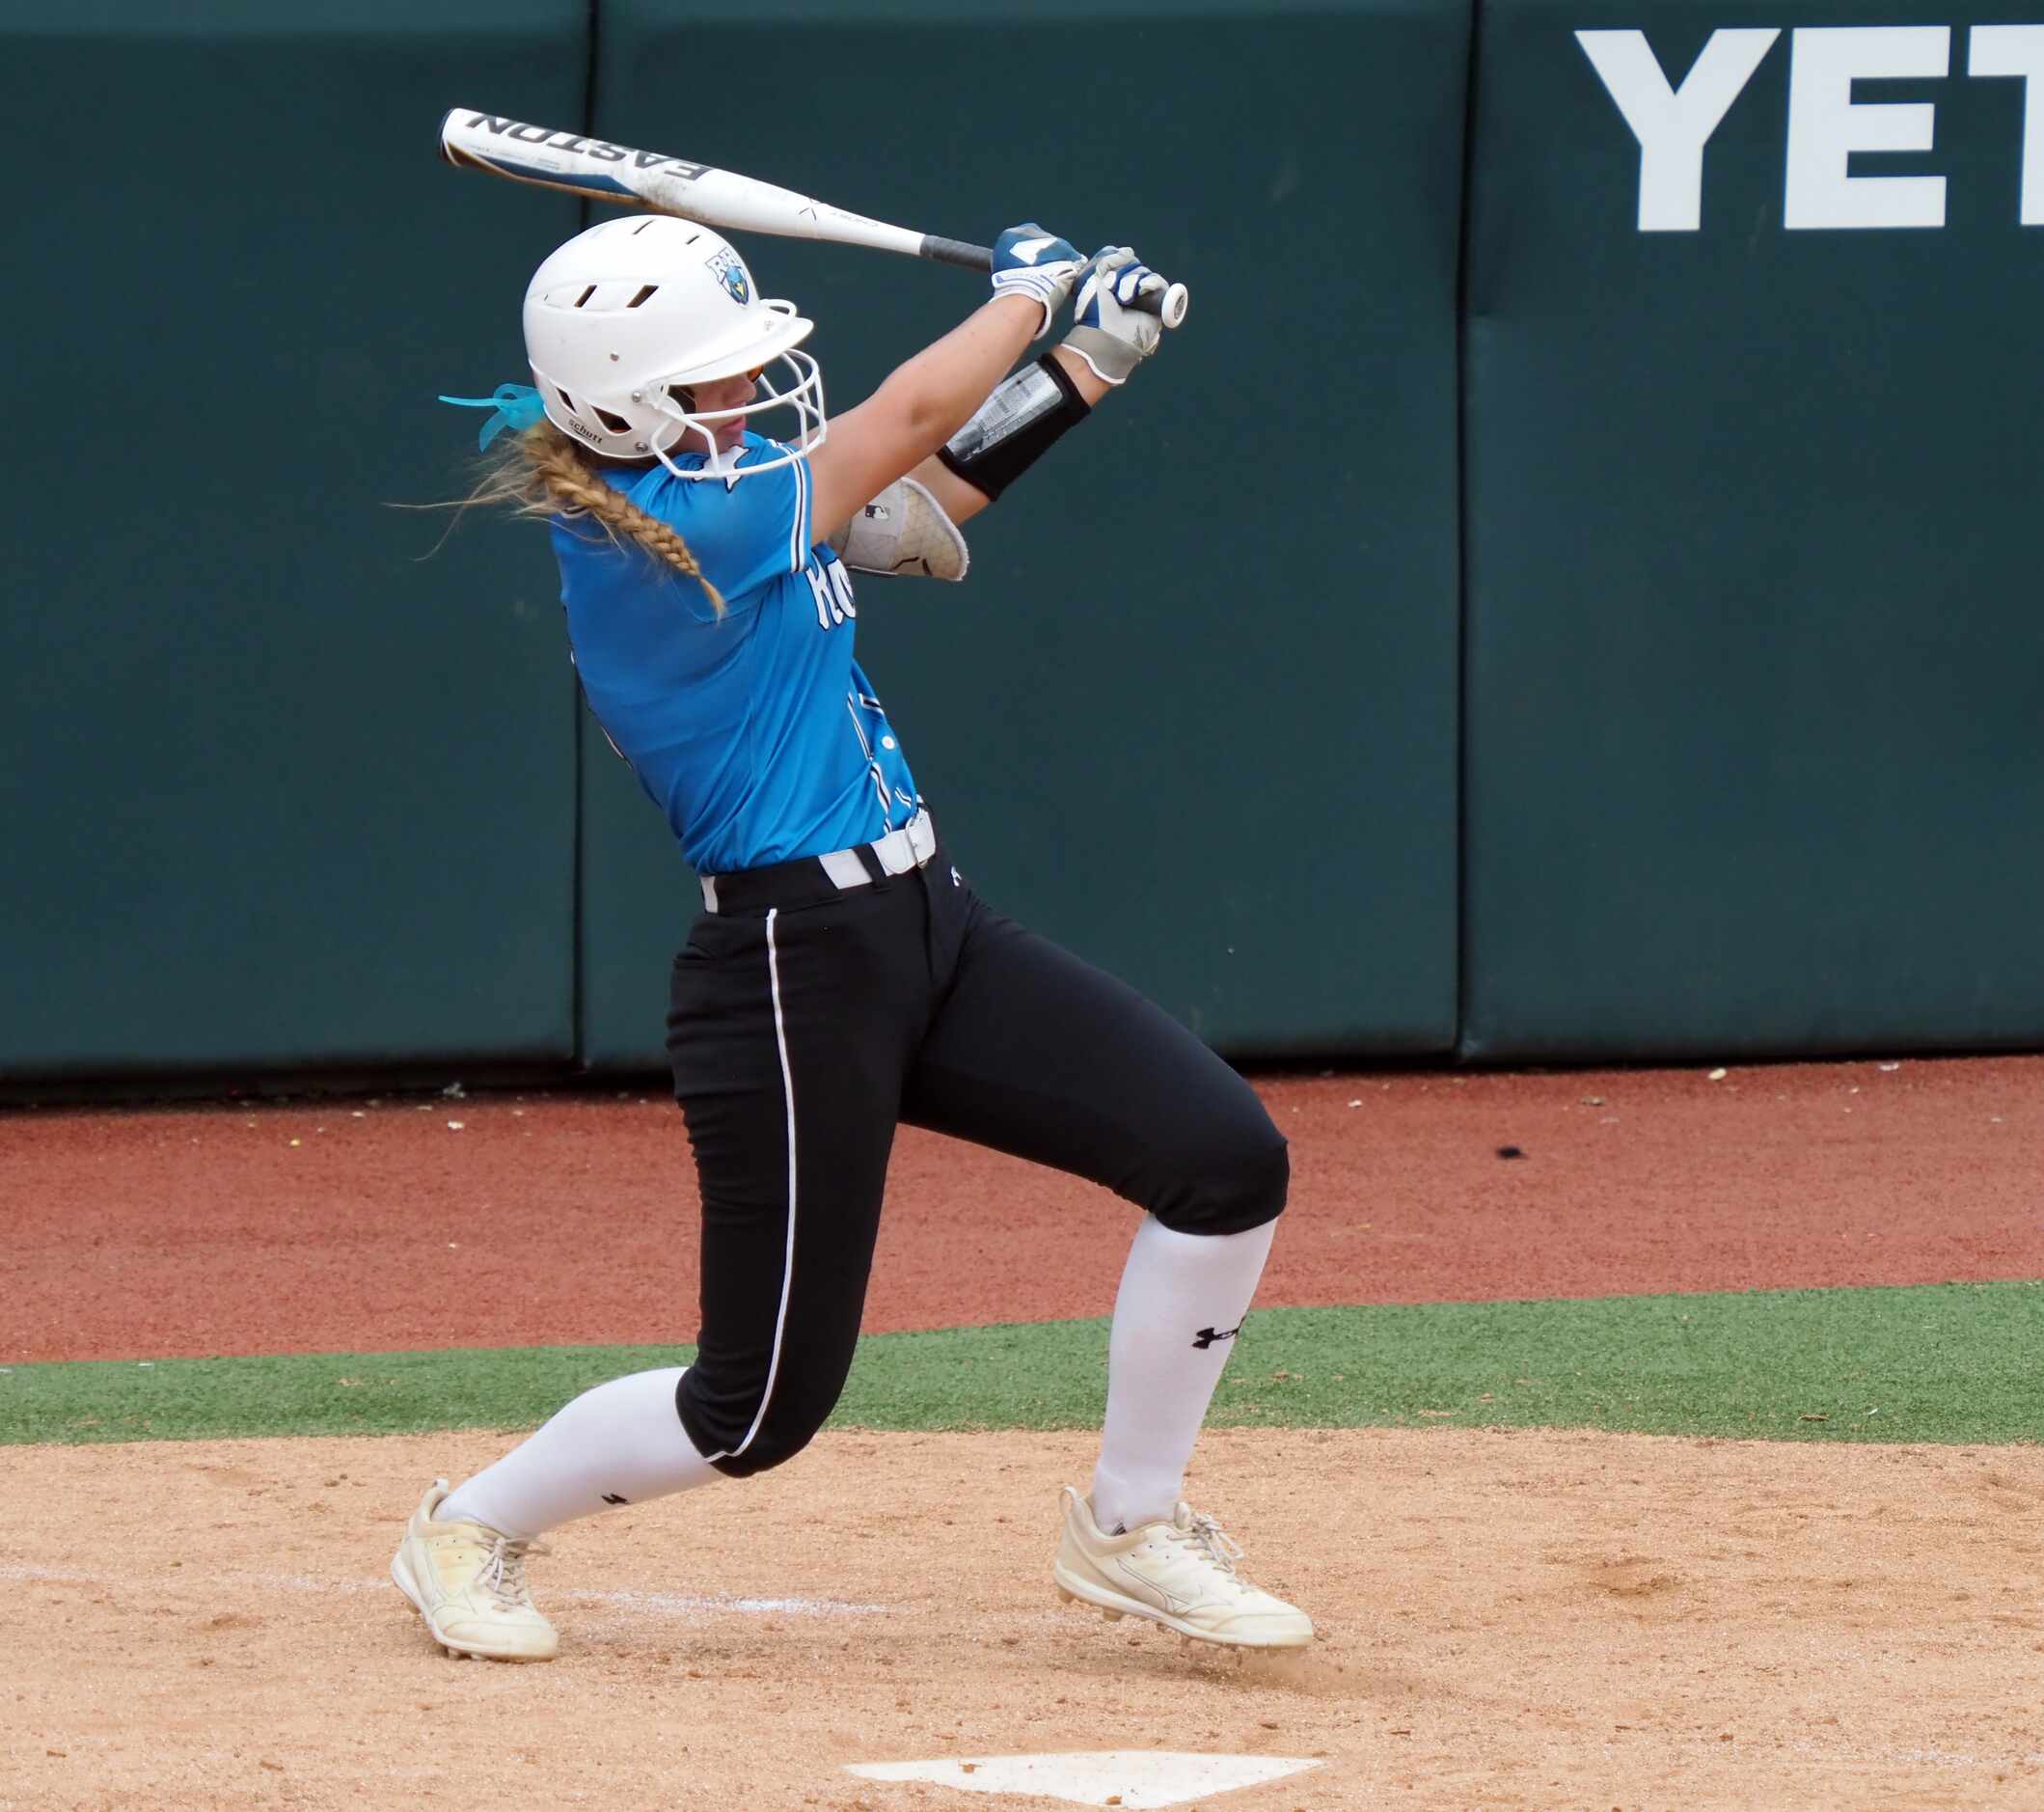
left=438, top=109, right=1189, bottom=329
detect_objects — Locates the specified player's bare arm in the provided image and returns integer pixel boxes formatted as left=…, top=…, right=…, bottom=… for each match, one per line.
left=807, top=225, right=1085, bottom=542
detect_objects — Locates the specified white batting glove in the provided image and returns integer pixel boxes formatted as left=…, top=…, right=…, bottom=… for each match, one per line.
left=990, top=223, right=1085, bottom=339
left=1063, top=246, right=1165, bottom=385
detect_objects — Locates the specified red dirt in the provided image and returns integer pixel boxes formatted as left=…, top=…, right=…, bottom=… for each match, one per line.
left=5, top=1055, right=2040, bottom=1364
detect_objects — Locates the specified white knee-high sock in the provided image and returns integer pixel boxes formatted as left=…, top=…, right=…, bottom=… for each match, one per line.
left=1090, top=1215, right=1277, bottom=1534
left=436, top=1366, right=722, bottom=1539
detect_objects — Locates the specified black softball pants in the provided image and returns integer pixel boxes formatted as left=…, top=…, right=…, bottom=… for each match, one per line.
left=665, top=841, right=1288, bottom=1478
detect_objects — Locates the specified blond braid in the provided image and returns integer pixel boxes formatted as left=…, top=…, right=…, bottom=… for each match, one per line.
left=445, top=421, right=726, bottom=618
left=521, top=429, right=726, bottom=617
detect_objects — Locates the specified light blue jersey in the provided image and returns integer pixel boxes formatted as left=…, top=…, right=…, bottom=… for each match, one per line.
left=552, top=435, right=921, bottom=876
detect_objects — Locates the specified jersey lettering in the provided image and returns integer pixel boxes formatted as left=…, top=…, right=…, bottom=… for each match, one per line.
left=828, top=559, right=858, bottom=620
left=804, top=555, right=858, bottom=630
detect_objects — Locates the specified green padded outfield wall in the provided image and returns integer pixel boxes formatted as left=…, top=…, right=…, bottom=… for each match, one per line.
left=575, top=0, right=1469, bottom=1068
left=12, top=0, right=2038, bottom=1087
left=0, top=2, right=587, bottom=1081
left=1461, top=3, right=2044, bottom=1059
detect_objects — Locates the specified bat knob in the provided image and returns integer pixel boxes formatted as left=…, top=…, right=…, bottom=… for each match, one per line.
left=1128, top=277, right=1190, bottom=329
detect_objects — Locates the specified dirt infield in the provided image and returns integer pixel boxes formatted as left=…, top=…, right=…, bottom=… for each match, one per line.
left=6, top=1055, right=2041, bottom=1364
left=7, top=1426, right=2042, bottom=1811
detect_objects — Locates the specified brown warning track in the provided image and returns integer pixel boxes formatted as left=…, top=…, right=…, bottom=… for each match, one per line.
left=4, top=1056, right=2040, bottom=1365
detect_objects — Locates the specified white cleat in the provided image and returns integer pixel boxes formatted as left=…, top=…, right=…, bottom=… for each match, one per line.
left=1051, top=1485, right=1314, bottom=1651
left=391, top=1479, right=559, bottom=1662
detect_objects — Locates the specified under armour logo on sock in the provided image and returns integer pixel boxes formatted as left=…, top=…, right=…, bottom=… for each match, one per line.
left=1191, top=1324, right=1241, bottom=1350
left=601, top=1493, right=629, bottom=1505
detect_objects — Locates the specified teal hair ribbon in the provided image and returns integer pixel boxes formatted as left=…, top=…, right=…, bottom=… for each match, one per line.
left=438, top=383, right=547, bottom=450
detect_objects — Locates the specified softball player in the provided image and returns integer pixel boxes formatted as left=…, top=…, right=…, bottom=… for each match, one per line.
left=393, top=215, right=1313, bottom=1661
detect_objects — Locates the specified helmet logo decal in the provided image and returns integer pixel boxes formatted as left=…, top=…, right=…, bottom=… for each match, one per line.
left=707, top=246, right=750, bottom=305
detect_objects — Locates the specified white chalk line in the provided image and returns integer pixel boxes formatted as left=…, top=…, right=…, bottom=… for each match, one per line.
left=1785, top=1739, right=2044, bottom=1771
left=0, top=1562, right=884, bottom=1620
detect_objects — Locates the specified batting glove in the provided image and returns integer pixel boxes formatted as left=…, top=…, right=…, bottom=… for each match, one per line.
left=990, top=223, right=1085, bottom=340
left=1063, top=246, right=1165, bottom=385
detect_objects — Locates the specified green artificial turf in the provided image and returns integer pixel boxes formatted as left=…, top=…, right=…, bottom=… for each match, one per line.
left=3, top=1281, right=2039, bottom=1447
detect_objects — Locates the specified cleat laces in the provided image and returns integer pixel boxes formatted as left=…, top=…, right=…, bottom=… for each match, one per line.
left=475, top=1534, right=545, bottom=1612
left=1172, top=1509, right=1245, bottom=1579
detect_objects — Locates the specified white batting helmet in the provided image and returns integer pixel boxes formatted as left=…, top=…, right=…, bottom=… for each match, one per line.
left=521, top=214, right=826, bottom=480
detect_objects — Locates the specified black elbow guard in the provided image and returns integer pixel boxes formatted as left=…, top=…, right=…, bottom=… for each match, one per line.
left=937, top=354, right=1090, bottom=503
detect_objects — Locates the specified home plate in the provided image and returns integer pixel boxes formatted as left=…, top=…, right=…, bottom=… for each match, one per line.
left=844, top=1750, right=1322, bottom=1807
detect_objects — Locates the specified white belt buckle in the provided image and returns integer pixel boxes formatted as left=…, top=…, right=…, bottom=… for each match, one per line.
left=875, top=830, right=913, bottom=875
left=875, top=809, right=935, bottom=876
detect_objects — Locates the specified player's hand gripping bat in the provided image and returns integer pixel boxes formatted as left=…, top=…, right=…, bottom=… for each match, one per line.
left=439, top=109, right=1190, bottom=330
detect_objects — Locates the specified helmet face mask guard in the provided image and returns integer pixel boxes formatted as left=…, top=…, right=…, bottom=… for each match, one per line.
left=522, top=214, right=828, bottom=480
left=636, top=343, right=827, bottom=481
